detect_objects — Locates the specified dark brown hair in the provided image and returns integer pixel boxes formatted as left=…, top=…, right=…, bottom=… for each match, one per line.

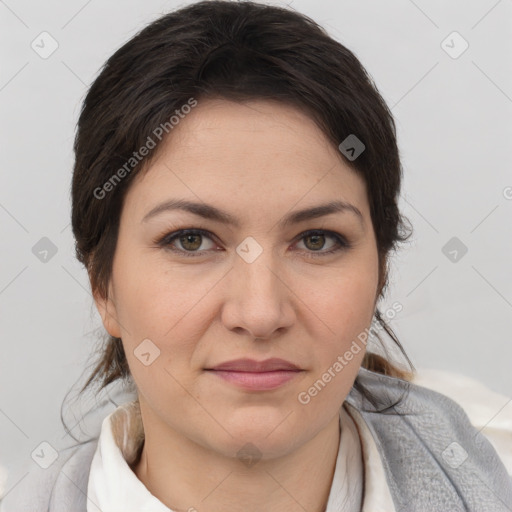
left=65, top=0, right=414, bottom=440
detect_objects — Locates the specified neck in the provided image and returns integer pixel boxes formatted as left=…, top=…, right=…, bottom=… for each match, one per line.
left=132, top=407, right=342, bottom=512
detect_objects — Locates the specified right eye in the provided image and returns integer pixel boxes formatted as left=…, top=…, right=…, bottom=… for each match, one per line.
left=155, top=228, right=220, bottom=257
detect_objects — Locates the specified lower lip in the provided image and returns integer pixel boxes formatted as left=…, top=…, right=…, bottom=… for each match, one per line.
left=206, top=370, right=303, bottom=390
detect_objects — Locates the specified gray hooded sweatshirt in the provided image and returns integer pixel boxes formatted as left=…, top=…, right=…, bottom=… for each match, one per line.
left=1, top=367, right=511, bottom=511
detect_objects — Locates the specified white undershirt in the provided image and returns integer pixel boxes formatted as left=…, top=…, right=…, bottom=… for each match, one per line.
left=86, top=398, right=395, bottom=512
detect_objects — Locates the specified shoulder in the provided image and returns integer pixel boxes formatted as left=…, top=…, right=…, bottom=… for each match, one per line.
left=410, top=367, right=512, bottom=476
left=346, top=367, right=512, bottom=510
left=0, top=438, right=98, bottom=512
left=371, top=367, right=512, bottom=477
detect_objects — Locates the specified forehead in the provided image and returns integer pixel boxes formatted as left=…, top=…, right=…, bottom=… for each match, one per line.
left=125, top=99, right=369, bottom=221
left=149, top=98, right=340, bottom=171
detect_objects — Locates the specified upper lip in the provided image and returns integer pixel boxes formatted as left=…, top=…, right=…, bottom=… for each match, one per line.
left=206, top=358, right=301, bottom=372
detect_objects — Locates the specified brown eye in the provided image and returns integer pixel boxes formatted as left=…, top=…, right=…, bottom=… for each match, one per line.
left=158, top=229, right=217, bottom=257
left=303, top=233, right=327, bottom=251
left=179, top=233, right=203, bottom=251
left=295, top=230, right=350, bottom=258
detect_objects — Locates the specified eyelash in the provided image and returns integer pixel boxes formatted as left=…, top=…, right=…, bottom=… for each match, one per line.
left=153, top=228, right=351, bottom=259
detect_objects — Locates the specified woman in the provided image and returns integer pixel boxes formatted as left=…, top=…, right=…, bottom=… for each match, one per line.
left=2, top=1, right=511, bottom=510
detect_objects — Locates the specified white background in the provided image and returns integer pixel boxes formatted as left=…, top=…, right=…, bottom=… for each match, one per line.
left=1, top=0, right=511, bottom=492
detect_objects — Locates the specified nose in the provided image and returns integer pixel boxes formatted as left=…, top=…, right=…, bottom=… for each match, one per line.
left=220, top=242, right=295, bottom=340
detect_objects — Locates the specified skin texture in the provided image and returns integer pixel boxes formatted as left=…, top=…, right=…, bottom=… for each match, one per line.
left=93, top=98, right=381, bottom=512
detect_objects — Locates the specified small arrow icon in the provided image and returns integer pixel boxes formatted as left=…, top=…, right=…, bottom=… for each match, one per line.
left=237, top=442, right=262, bottom=467
left=30, top=31, right=59, bottom=59
left=134, top=338, right=161, bottom=366
left=441, top=236, right=468, bottom=263
left=236, top=237, right=263, bottom=263
left=440, top=31, right=469, bottom=59
left=31, top=441, right=58, bottom=468
left=338, top=134, right=365, bottom=161
left=32, top=237, right=58, bottom=262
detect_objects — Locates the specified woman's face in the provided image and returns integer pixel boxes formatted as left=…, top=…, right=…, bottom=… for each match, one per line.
left=94, top=98, right=380, bottom=460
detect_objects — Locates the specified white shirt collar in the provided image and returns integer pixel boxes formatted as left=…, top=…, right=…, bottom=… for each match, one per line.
left=86, top=400, right=170, bottom=512
left=87, top=400, right=394, bottom=512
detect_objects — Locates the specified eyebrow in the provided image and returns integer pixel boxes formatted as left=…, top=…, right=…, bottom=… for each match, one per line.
left=141, top=198, right=365, bottom=229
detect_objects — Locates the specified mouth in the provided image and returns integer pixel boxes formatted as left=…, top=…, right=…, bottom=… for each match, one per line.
left=204, top=358, right=305, bottom=391
left=204, top=368, right=304, bottom=391
left=205, top=357, right=301, bottom=372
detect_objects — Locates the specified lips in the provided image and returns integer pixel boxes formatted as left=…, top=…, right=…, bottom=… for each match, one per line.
left=205, top=358, right=301, bottom=372
left=205, top=358, right=304, bottom=391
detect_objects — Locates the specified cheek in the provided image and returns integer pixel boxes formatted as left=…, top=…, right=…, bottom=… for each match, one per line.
left=112, top=250, right=199, bottom=336
left=297, top=261, right=378, bottom=372
left=111, top=253, right=215, bottom=388
left=113, top=262, right=199, bottom=406
left=303, top=263, right=377, bottom=330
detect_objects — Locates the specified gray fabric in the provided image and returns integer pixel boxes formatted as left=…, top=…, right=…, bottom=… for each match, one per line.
left=1, top=367, right=511, bottom=511
left=346, top=368, right=512, bottom=511
left=0, top=440, right=96, bottom=512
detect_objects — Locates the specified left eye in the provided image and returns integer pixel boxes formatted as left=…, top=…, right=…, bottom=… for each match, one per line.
left=155, top=228, right=350, bottom=258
